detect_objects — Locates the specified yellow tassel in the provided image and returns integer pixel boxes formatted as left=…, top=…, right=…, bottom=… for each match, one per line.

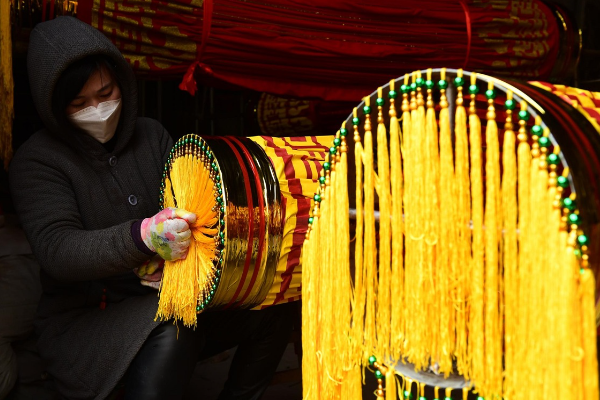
left=566, top=227, right=583, bottom=400
left=501, top=91, right=518, bottom=400
left=404, top=71, right=430, bottom=370
left=376, top=87, right=392, bottom=361
left=483, top=80, right=502, bottom=398
left=363, top=96, right=378, bottom=357
left=352, top=107, right=367, bottom=363
left=526, top=124, right=546, bottom=395
left=467, top=77, right=484, bottom=387
left=389, top=79, right=405, bottom=358
left=385, top=369, right=397, bottom=400
left=156, top=140, right=218, bottom=327
left=400, top=75, right=413, bottom=359
left=302, top=189, right=319, bottom=400
left=546, top=173, right=570, bottom=399
left=436, top=68, right=454, bottom=376
left=581, top=269, right=600, bottom=400
left=319, top=159, right=339, bottom=397
left=336, top=134, right=352, bottom=371
left=514, top=101, right=531, bottom=400
left=0, top=0, right=14, bottom=169
left=454, top=71, right=472, bottom=377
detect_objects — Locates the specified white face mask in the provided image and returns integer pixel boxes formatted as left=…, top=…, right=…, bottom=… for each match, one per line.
left=68, top=99, right=122, bottom=143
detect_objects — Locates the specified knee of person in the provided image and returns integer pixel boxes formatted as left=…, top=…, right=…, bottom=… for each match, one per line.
left=0, top=344, right=18, bottom=399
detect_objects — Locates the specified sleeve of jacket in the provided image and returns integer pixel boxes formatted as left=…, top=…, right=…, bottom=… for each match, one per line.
left=9, top=143, right=151, bottom=282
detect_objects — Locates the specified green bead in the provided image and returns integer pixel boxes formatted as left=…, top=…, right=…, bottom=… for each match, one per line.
left=208, top=153, right=213, bottom=160
left=454, top=76, right=465, bottom=87
left=376, top=97, right=385, bottom=107
left=425, top=80, right=434, bottom=89
left=220, top=206, right=225, bottom=213
left=410, top=82, right=417, bottom=91
left=374, top=370, right=383, bottom=379
left=531, top=125, right=543, bottom=136
left=547, top=153, right=559, bottom=165
left=201, top=144, right=206, bottom=150
left=185, top=138, right=190, bottom=144
left=419, top=397, right=427, bottom=400
left=313, top=194, right=321, bottom=202
left=557, top=176, right=569, bottom=188
left=574, top=249, right=582, bottom=257
left=562, top=197, right=575, bottom=210
left=219, top=218, right=224, bottom=226
left=477, top=397, right=485, bottom=400
left=368, top=355, right=377, bottom=366
left=329, top=147, right=337, bottom=155
left=323, top=162, right=331, bottom=171
left=216, top=196, right=223, bottom=204
left=219, top=231, right=224, bottom=238
left=308, top=217, right=314, bottom=224
left=538, top=136, right=550, bottom=147
left=333, top=138, right=341, bottom=146
left=505, top=99, right=516, bottom=110
left=196, top=306, right=201, bottom=311
left=469, top=84, right=479, bottom=95
left=445, top=398, right=452, bottom=400
left=485, top=89, right=496, bottom=99
left=396, top=85, right=406, bottom=96
left=518, top=110, right=529, bottom=121
left=438, top=79, right=448, bottom=89
left=415, top=77, right=425, bottom=87
left=319, top=176, right=326, bottom=185
left=363, top=105, right=371, bottom=114
left=216, top=182, right=221, bottom=188
left=340, top=128, right=348, bottom=137
left=578, top=235, right=589, bottom=245
left=569, top=213, right=580, bottom=225
left=404, top=391, right=413, bottom=399
left=215, top=175, right=221, bottom=182
left=220, top=238, right=225, bottom=246
left=352, top=117, right=360, bottom=126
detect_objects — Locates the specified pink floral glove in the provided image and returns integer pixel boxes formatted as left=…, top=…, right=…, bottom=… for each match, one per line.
left=140, top=207, right=197, bottom=261
left=134, top=254, right=164, bottom=290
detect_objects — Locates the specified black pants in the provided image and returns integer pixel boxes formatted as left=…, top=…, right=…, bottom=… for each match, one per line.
left=123, top=302, right=294, bottom=400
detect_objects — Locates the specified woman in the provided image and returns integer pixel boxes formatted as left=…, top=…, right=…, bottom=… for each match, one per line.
left=10, top=16, right=292, bottom=400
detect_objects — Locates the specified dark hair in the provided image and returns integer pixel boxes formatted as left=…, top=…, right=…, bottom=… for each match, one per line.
left=52, top=55, right=119, bottom=128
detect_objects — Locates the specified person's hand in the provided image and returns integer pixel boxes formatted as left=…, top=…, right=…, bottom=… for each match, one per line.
left=134, top=254, right=164, bottom=290
left=140, top=207, right=196, bottom=261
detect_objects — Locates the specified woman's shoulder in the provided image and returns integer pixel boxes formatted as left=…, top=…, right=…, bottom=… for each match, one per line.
left=11, top=129, right=72, bottom=167
left=135, top=117, right=167, bottom=134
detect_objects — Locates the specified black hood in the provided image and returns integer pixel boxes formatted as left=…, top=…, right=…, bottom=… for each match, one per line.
left=27, top=16, right=137, bottom=155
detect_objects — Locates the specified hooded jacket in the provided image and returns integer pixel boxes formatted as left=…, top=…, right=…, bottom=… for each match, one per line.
left=9, top=17, right=171, bottom=399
